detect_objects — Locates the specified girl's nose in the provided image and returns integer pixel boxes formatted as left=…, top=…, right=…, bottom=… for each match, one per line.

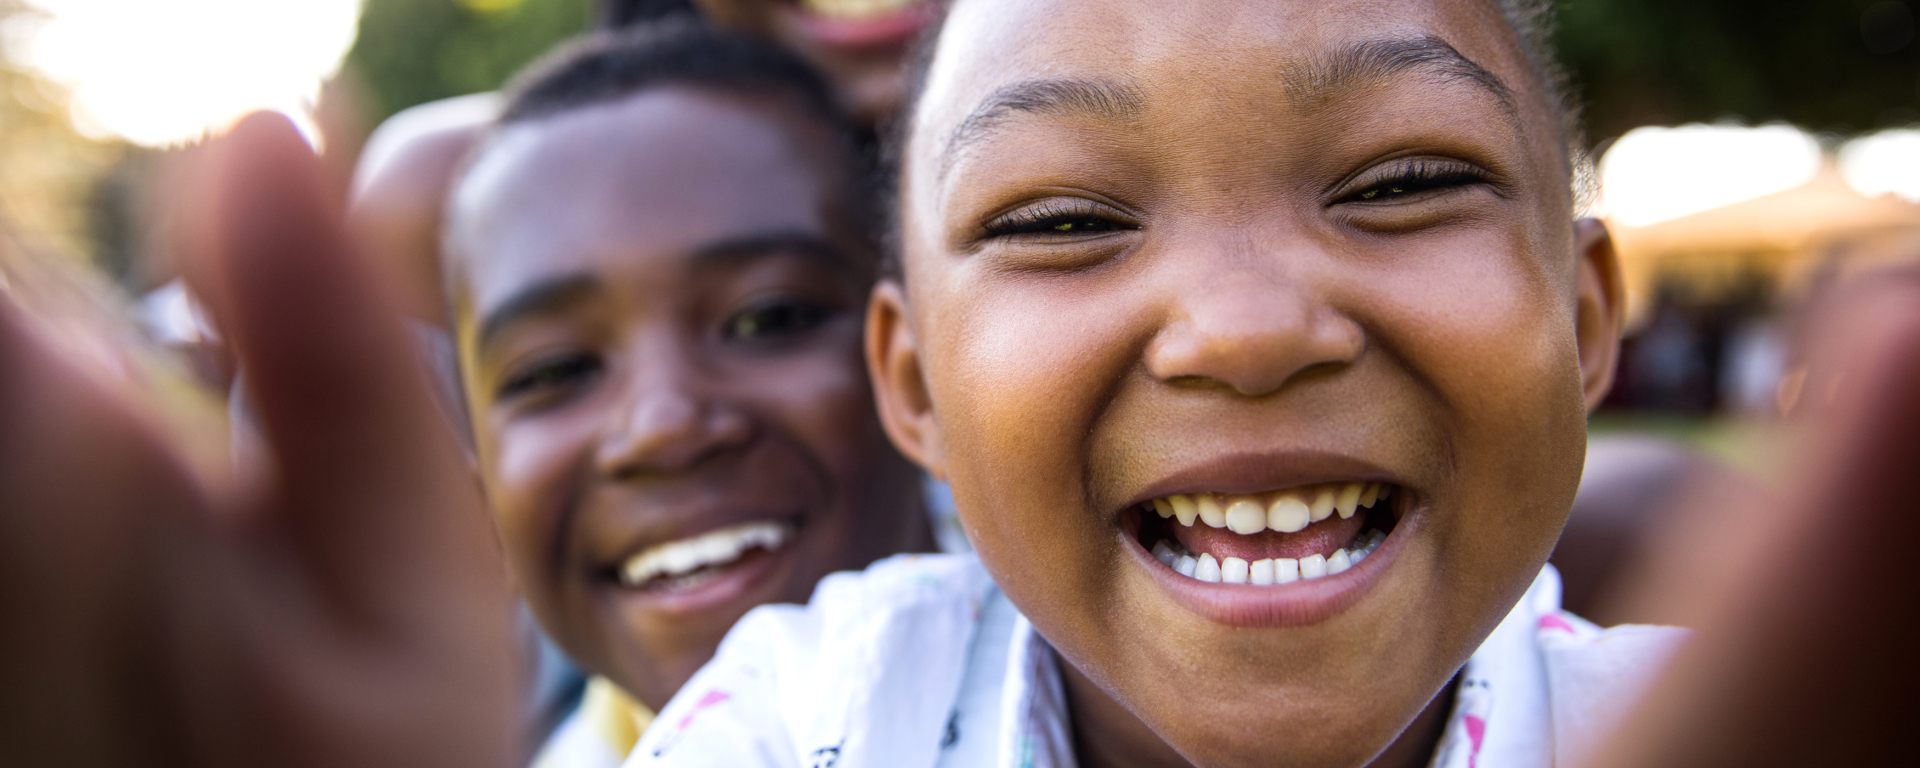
left=1144, top=257, right=1365, bottom=397
left=594, top=349, right=752, bottom=479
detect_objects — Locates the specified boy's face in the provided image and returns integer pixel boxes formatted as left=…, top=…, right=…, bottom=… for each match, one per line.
left=451, top=89, right=923, bottom=709
left=870, top=0, right=1621, bottom=765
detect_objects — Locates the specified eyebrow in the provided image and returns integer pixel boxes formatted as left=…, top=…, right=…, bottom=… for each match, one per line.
left=939, top=78, right=1145, bottom=180
left=475, top=273, right=602, bottom=351
left=1291, top=35, right=1518, bottom=119
left=934, top=36, right=1518, bottom=176
left=473, top=231, right=854, bottom=350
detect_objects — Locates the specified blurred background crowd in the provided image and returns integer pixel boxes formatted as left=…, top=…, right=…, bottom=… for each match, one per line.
left=2, top=0, right=1920, bottom=620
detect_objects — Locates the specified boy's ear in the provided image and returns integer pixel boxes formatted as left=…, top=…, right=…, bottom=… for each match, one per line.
left=1574, top=218, right=1625, bottom=412
left=866, top=279, right=946, bottom=480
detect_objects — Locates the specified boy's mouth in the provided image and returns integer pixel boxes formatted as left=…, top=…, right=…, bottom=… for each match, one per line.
left=616, top=520, right=795, bottom=593
left=1137, top=483, right=1398, bottom=585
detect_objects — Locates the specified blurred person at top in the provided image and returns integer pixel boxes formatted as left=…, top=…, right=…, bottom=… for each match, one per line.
left=354, top=0, right=928, bottom=326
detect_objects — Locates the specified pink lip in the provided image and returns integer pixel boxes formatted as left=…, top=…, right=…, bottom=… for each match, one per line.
left=611, top=540, right=796, bottom=617
left=781, top=2, right=936, bottom=50
left=1125, top=507, right=1418, bottom=627
left=1123, top=450, right=1407, bottom=509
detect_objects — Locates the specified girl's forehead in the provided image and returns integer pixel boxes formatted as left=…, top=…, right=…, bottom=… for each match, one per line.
left=910, top=0, right=1536, bottom=156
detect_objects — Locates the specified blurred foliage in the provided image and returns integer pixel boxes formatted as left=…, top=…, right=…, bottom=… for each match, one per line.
left=0, top=0, right=123, bottom=266
left=1558, top=0, right=1920, bottom=141
left=344, top=0, right=593, bottom=122
left=341, top=0, right=1920, bottom=144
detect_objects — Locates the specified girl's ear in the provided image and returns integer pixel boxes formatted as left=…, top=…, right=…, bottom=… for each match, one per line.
left=1574, top=218, right=1625, bottom=412
left=866, top=279, right=946, bottom=479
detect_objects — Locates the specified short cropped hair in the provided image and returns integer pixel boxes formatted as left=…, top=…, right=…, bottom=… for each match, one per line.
left=594, top=0, right=696, bottom=29
left=497, top=19, right=846, bottom=137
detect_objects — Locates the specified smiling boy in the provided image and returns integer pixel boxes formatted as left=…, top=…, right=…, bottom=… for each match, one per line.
left=439, top=22, right=936, bottom=764
left=629, top=0, right=1685, bottom=767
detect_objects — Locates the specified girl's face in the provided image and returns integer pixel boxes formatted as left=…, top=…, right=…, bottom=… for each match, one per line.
left=451, top=89, right=926, bottom=709
left=869, top=0, right=1621, bottom=765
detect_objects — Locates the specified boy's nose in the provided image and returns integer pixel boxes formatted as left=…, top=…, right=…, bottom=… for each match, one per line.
left=594, top=355, right=752, bottom=479
left=1144, top=259, right=1364, bottom=397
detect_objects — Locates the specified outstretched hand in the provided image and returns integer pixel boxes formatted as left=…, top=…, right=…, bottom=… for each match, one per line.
left=0, top=114, right=518, bottom=768
left=1584, top=267, right=1920, bottom=767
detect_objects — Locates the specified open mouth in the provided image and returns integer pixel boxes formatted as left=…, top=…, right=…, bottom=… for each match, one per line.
left=1132, top=482, right=1403, bottom=586
left=615, top=520, right=795, bottom=593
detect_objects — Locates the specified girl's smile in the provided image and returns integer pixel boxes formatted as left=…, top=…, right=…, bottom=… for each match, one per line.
left=868, top=0, right=1624, bottom=764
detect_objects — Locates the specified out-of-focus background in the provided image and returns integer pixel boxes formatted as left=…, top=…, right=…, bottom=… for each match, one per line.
left=3, top=0, right=1918, bottom=457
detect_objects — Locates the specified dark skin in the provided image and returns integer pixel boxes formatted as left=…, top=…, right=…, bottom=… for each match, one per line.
left=445, top=88, right=932, bottom=711
left=867, top=0, right=1622, bottom=766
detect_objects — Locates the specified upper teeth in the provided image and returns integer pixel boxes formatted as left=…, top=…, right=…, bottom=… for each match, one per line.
left=801, top=0, right=918, bottom=19
left=1149, top=482, right=1389, bottom=534
left=619, top=521, right=791, bottom=588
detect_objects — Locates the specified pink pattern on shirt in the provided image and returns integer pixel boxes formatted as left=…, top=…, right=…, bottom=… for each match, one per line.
left=1464, top=714, right=1487, bottom=768
left=1538, top=614, right=1576, bottom=634
left=676, top=690, right=731, bottom=731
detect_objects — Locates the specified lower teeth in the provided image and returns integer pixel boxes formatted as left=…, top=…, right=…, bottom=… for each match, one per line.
left=1153, top=529, right=1386, bottom=585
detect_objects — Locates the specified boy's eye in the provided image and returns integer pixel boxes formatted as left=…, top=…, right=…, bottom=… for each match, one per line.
left=982, top=197, right=1140, bottom=239
left=498, top=353, right=602, bottom=401
left=1336, top=159, right=1491, bottom=205
left=726, top=299, right=829, bottom=341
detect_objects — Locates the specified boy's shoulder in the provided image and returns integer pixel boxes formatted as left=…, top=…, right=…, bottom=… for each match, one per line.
left=631, top=553, right=996, bottom=768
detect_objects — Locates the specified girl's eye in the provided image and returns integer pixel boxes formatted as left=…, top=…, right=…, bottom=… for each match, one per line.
left=983, top=198, right=1139, bottom=238
left=498, top=354, right=602, bottom=400
left=1338, top=159, right=1490, bottom=204
left=727, top=300, right=829, bottom=341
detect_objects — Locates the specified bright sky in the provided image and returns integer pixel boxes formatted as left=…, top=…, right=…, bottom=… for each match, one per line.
left=1597, top=124, right=1824, bottom=229
left=12, top=0, right=364, bottom=147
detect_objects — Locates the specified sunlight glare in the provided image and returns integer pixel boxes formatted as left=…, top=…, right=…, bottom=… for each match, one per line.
left=1839, top=129, right=1920, bottom=203
left=15, top=0, right=363, bottom=147
left=1598, top=124, right=1823, bottom=228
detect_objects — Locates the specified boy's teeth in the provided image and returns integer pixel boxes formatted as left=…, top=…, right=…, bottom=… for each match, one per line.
left=1309, top=488, right=1335, bottom=522
left=619, top=520, right=791, bottom=587
left=1170, top=495, right=1199, bottom=527
left=1195, top=553, right=1223, bottom=582
left=1149, top=531, right=1387, bottom=586
left=1152, top=540, right=1179, bottom=567
left=1224, top=497, right=1266, bottom=534
left=1273, top=557, right=1301, bottom=584
left=1221, top=556, right=1250, bottom=584
left=1150, top=483, right=1393, bottom=535
left=1336, top=483, right=1361, bottom=519
left=1268, top=494, right=1311, bottom=533
left=1196, top=495, right=1227, bottom=528
left=1249, top=558, right=1275, bottom=585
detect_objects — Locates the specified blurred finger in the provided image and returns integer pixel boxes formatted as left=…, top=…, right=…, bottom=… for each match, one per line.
left=183, top=113, right=496, bottom=623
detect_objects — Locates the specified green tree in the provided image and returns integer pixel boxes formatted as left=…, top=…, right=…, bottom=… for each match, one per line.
left=344, top=0, right=593, bottom=122
left=1557, top=0, right=1920, bottom=141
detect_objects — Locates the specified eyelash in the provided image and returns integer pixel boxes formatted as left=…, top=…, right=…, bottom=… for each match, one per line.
left=982, top=198, right=1138, bottom=238
left=498, top=353, right=601, bottom=401
left=725, top=298, right=831, bottom=342
left=1337, top=159, right=1491, bottom=204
